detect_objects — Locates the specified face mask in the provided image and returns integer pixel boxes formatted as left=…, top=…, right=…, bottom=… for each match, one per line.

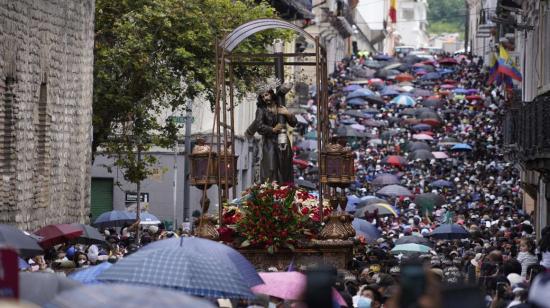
left=78, top=260, right=86, bottom=265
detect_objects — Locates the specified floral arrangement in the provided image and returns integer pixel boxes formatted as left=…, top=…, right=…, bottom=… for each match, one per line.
left=224, top=182, right=329, bottom=253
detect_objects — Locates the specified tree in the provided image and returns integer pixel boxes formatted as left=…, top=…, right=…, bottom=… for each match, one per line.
left=93, top=0, right=285, bottom=236
left=427, top=0, right=466, bottom=34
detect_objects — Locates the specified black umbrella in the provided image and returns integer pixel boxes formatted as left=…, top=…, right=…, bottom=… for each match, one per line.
left=403, top=55, right=422, bottom=64
left=408, top=149, right=435, bottom=161
left=420, top=98, right=443, bottom=108
left=365, top=60, right=383, bottom=69
left=335, top=126, right=363, bottom=137
left=307, top=166, right=319, bottom=174
left=72, top=224, right=106, bottom=245
left=407, top=141, right=431, bottom=152
left=371, top=173, right=400, bottom=186
left=375, top=69, right=400, bottom=80
left=400, top=108, right=417, bottom=116
left=364, top=95, right=385, bottom=105
left=0, top=224, right=43, bottom=258
left=343, top=110, right=370, bottom=119
left=430, top=224, right=469, bottom=240
left=295, top=179, right=316, bottom=190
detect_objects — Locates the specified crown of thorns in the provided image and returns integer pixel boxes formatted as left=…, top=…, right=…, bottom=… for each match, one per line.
left=255, top=76, right=281, bottom=94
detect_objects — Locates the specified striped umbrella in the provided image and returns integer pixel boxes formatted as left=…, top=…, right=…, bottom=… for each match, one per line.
left=377, top=184, right=413, bottom=197
left=389, top=95, right=416, bottom=106
left=97, top=244, right=255, bottom=299
left=48, top=284, right=215, bottom=308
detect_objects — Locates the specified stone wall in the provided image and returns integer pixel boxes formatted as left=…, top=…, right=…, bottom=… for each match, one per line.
left=0, top=0, right=94, bottom=231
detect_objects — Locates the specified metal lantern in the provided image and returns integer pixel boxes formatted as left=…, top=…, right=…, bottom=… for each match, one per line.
left=320, top=139, right=345, bottom=186
left=218, top=142, right=238, bottom=190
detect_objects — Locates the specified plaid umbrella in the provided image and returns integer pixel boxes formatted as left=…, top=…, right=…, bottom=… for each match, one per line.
left=139, top=237, right=263, bottom=288
left=71, top=224, right=105, bottom=245
left=97, top=246, right=255, bottom=299
left=20, top=272, right=81, bottom=306
left=371, top=173, right=400, bottom=186
left=93, top=210, right=136, bottom=228
left=430, top=224, right=469, bottom=240
left=35, top=224, right=83, bottom=249
left=0, top=224, right=43, bottom=258
left=69, top=262, right=112, bottom=284
left=48, top=284, right=215, bottom=308
left=377, top=185, right=412, bottom=197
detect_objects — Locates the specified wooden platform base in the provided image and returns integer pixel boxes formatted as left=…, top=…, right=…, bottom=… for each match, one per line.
left=238, top=240, right=354, bottom=271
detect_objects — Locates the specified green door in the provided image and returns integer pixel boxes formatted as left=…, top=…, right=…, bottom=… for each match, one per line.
left=90, top=178, right=113, bottom=222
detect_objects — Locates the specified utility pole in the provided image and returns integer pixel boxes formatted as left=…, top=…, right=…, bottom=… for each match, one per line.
left=183, top=103, right=192, bottom=225
left=464, top=0, right=470, bottom=53
left=172, top=138, right=178, bottom=230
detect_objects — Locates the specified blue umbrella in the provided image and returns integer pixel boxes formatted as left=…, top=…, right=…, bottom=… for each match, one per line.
left=19, top=257, right=29, bottom=270
left=352, top=219, right=381, bottom=242
left=429, top=179, right=454, bottom=188
left=93, top=210, right=135, bottom=228
left=451, top=143, right=472, bottom=151
left=48, top=284, right=215, bottom=308
left=347, top=88, right=375, bottom=100
left=453, top=88, right=468, bottom=94
left=346, top=195, right=361, bottom=212
left=412, top=123, right=431, bottom=131
left=438, top=68, right=454, bottom=75
left=380, top=87, right=400, bottom=97
left=430, top=224, right=469, bottom=240
left=346, top=98, right=368, bottom=106
left=98, top=243, right=255, bottom=299
left=69, top=262, right=112, bottom=284
left=421, top=72, right=441, bottom=80
left=304, top=130, right=317, bottom=140
left=140, top=237, right=263, bottom=288
left=390, top=95, right=416, bottom=107
left=341, top=118, right=358, bottom=125
left=344, top=84, right=362, bottom=92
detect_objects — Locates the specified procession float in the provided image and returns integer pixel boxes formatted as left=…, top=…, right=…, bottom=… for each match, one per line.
left=189, top=19, right=355, bottom=270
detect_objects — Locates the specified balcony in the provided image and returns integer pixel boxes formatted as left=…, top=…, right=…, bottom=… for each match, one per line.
left=504, top=95, right=550, bottom=172
left=331, top=1, right=354, bottom=38
left=271, top=0, right=314, bottom=20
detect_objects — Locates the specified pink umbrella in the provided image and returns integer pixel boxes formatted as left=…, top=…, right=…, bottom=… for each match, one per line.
left=432, top=151, right=449, bottom=159
left=412, top=133, right=434, bottom=141
left=251, top=272, right=347, bottom=306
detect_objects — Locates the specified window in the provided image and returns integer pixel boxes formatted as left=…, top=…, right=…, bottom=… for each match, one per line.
left=402, top=8, right=415, bottom=21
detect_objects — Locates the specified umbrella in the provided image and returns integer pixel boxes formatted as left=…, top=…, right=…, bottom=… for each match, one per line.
left=438, top=58, right=459, bottom=65
left=400, top=108, right=417, bottom=116
left=354, top=203, right=398, bottom=218
left=430, top=179, right=454, bottom=188
left=453, top=88, right=468, bottom=94
left=293, top=159, right=310, bottom=169
left=297, top=151, right=317, bottom=162
left=335, top=126, right=363, bottom=137
left=431, top=151, right=449, bottom=159
left=355, top=197, right=390, bottom=208
left=391, top=243, right=431, bottom=254
left=345, top=195, right=362, bottom=212
left=352, top=219, right=382, bottom=241
left=368, top=78, right=384, bottom=85
left=412, top=133, right=433, bottom=141
left=389, top=95, right=416, bottom=107
left=376, top=69, right=400, bottom=79
left=408, top=149, right=435, bottom=161
left=69, top=262, right=112, bottom=284
left=395, top=73, right=414, bottom=82
left=365, top=60, right=383, bottom=69
left=379, top=87, right=400, bottom=97
left=421, top=72, right=441, bottom=80
left=351, top=123, right=366, bottom=131
left=415, top=193, right=445, bottom=214
left=363, top=107, right=380, bottom=114
left=451, top=143, right=472, bottom=151
left=382, top=62, right=403, bottom=71
left=377, top=184, right=413, bottom=197
left=407, top=141, right=431, bottom=152
left=346, top=98, right=368, bottom=106
left=403, top=54, right=422, bottom=64
left=20, top=272, right=81, bottom=306
left=34, top=224, right=83, bottom=249
left=48, top=284, right=215, bottom=308
left=419, top=98, right=442, bottom=108
left=364, top=119, right=384, bottom=127
left=395, top=235, right=433, bottom=247
left=343, top=84, right=362, bottom=92
left=295, top=179, right=316, bottom=190
left=343, top=110, right=370, bottom=119
left=98, top=240, right=256, bottom=299
left=371, top=173, right=400, bottom=186
left=430, top=224, right=469, bottom=240
left=71, top=224, right=105, bottom=245
left=380, top=130, right=398, bottom=140
left=368, top=138, right=383, bottom=146
left=440, top=84, right=455, bottom=89
left=295, top=114, right=308, bottom=124
left=466, top=88, right=479, bottom=95
left=93, top=210, right=135, bottom=228
left=139, top=237, right=263, bottom=288
left=412, top=88, right=433, bottom=97
left=296, top=139, right=317, bottom=151
left=466, top=94, right=482, bottom=101
left=381, top=155, right=408, bottom=167
left=438, top=137, right=460, bottom=146
left=364, top=95, right=386, bottom=105
left=304, top=130, right=318, bottom=140
left=341, top=118, right=357, bottom=125
left=373, top=54, right=393, bottom=61
left=347, top=88, right=375, bottom=100
left=251, top=272, right=347, bottom=306
left=0, top=224, right=43, bottom=258
left=133, top=212, right=161, bottom=225
left=411, top=123, right=431, bottom=132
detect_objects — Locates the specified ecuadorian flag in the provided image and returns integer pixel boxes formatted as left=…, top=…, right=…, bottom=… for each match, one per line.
left=497, top=44, right=522, bottom=81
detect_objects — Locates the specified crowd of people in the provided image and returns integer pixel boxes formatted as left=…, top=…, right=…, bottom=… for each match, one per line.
left=290, top=51, right=550, bottom=308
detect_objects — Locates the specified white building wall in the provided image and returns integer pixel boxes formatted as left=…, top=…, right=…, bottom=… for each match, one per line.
left=395, top=0, right=429, bottom=48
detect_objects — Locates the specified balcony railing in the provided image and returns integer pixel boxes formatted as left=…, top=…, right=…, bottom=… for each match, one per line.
left=504, top=95, right=550, bottom=169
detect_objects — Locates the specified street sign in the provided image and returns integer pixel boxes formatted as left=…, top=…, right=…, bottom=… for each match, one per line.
left=169, top=116, right=185, bottom=124
left=125, top=192, right=149, bottom=203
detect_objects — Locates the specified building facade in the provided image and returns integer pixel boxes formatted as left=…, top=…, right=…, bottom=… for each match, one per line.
left=394, top=0, right=429, bottom=49
left=501, top=0, right=550, bottom=237
left=0, top=0, right=94, bottom=231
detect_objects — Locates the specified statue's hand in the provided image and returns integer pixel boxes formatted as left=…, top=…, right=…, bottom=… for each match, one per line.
left=272, top=123, right=285, bottom=133
left=277, top=106, right=291, bottom=116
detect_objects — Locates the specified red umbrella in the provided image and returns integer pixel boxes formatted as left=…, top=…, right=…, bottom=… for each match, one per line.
left=368, top=78, right=384, bottom=85
left=421, top=60, right=437, bottom=66
left=438, top=58, right=459, bottom=65
left=466, top=95, right=482, bottom=101
left=439, top=90, right=451, bottom=97
left=382, top=155, right=408, bottom=167
left=440, top=84, right=455, bottom=89
left=421, top=118, right=442, bottom=127
left=35, top=224, right=83, bottom=248
left=443, top=79, right=457, bottom=84
left=292, top=159, right=310, bottom=169
left=395, top=73, right=414, bottom=82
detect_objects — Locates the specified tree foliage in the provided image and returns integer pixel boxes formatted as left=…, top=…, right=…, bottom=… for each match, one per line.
left=427, top=0, right=466, bottom=34
left=93, top=0, right=283, bottom=184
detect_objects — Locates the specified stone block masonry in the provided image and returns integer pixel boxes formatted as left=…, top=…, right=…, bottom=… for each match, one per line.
left=0, top=0, right=94, bottom=231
